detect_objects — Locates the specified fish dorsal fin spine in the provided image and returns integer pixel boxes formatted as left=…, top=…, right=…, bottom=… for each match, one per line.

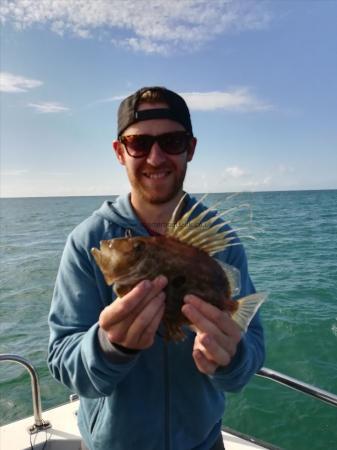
left=167, top=194, right=241, bottom=255
left=169, top=192, right=190, bottom=225
left=231, top=292, right=268, bottom=332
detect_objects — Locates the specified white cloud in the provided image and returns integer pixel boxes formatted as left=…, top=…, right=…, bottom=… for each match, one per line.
left=0, top=0, right=271, bottom=54
left=98, top=94, right=126, bottom=104
left=122, top=38, right=169, bottom=55
left=186, top=166, right=276, bottom=193
left=41, top=171, right=72, bottom=176
left=0, top=72, right=42, bottom=92
left=225, top=166, right=247, bottom=178
left=28, top=102, right=70, bottom=113
left=277, top=164, right=295, bottom=174
left=1, top=169, right=28, bottom=176
left=181, top=89, right=272, bottom=112
left=242, top=176, right=272, bottom=188
left=103, top=88, right=272, bottom=112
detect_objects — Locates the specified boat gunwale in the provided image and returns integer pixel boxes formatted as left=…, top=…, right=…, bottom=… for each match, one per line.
left=2, top=355, right=337, bottom=449
left=222, top=426, right=283, bottom=450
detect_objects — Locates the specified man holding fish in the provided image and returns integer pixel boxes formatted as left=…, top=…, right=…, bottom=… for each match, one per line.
left=48, top=87, right=265, bottom=450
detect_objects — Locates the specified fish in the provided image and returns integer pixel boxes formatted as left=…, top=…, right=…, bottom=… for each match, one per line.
left=91, top=194, right=267, bottom=341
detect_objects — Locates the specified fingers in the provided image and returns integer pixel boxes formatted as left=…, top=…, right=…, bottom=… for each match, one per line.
left=192, top=349, right=218, bottom=375
left=182, top=301, right=238, bottom=357
left=100, top=275, right=167, bottom=329
left=99, top=275, right=167, bottom=350
left=182, top=294, right=241, bottom=344
left=105, top=291, right=165, bottom=345
left=124, top=292, right=165, bottom=348
left=193, top=333, right=231, bottom=375
left=182, top=294, right=242, bottom=374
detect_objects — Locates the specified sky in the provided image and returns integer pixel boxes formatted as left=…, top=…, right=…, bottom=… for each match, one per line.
left=1, top=0, right=336, bottom=198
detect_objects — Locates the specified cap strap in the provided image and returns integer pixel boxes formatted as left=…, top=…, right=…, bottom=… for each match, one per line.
left=134, top=108, right=182, bottom=122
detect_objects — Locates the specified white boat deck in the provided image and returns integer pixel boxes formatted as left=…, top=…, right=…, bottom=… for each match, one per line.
left=0, top=400, right=270, bottom=450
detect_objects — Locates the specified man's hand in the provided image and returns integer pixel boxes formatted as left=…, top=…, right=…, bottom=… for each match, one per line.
left=99, top=275, right=167, bottom=350
left=182, top=294, right=242, bottom=375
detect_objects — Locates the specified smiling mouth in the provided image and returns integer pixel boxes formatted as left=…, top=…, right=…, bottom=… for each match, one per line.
left=143, top=171, right=171, bottom=179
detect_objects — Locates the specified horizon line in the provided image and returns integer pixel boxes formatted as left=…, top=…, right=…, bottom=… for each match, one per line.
left=1, top=187, right=336, bottom=200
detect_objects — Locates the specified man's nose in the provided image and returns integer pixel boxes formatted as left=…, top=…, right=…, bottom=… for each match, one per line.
left=146, top=141, right=167, bottom=165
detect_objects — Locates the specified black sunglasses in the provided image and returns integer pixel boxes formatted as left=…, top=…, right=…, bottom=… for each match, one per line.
left=119, top=131, right=192, bottom=158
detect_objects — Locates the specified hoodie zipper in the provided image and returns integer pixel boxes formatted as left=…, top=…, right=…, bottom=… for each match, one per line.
left=164, top=341, right=171, bottom=450
left=125, top=226, right=171, bottom=448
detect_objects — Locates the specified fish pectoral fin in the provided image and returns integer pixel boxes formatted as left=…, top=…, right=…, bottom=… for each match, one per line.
left=215, top=259, right=241, bottom=297
left=231, top=292, right=268, bottom=332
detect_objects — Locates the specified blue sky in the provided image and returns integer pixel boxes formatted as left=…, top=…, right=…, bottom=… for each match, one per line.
left=1, top=0, right=336, bottom=198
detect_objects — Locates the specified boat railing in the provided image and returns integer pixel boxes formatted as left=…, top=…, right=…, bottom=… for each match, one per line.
left=1, top=354, right=337, bottom=436
left=257, top=367, right=337, bottom=408
left=0, top=354, right=51, bottom=434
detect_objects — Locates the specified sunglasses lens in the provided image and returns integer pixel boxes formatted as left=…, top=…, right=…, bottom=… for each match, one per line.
left=121, top=135, right=153, bottom=157
left=158, top=132, right=189, bottom=154
left=121, top=132, right=190, bottom=157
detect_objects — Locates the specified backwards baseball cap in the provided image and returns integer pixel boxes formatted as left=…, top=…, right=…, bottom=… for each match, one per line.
left=117, top=86, right=193, bottom=137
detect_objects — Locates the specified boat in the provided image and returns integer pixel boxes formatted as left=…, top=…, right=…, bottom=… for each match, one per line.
left=1, top=354, right=337, bottom=450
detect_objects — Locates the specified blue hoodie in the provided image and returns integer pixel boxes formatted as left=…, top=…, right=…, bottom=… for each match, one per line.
left=48, top=193, right=265, bottom=450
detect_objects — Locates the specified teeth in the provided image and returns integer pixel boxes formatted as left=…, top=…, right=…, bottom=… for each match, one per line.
left=145, top=172, right=167, bottom=179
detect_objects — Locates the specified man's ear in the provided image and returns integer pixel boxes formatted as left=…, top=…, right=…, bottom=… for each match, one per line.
left=113, top=140, right=126, bottom=165
left=187, top=137, right=197, bottom=162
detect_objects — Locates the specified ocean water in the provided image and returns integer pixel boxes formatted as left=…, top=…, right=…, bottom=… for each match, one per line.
left=0, top=190, right=336, bottom=450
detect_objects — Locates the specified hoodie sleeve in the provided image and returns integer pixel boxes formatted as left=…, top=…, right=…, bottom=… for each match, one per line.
left=210, top=242, right=265, bottom=392
left=47, top=225, right=140, bottom=398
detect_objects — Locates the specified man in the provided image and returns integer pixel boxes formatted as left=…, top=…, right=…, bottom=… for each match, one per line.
left=48, top=86, right=265, bottom=450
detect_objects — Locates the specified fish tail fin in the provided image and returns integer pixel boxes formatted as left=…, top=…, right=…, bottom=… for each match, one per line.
left=231, top=292, right=267, bottom=332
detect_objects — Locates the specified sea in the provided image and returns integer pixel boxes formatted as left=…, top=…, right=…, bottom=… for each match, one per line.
left=0, top=190, right=336, bottom=450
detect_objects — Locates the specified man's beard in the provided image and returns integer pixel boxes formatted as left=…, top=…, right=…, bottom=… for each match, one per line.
left=128, top=162, right=187, bottom=205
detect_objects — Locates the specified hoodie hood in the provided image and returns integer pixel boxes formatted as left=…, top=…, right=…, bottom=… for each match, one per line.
left=92, top=192, right=198, bottom=236
left=93, top=193, right=141, bottom=231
